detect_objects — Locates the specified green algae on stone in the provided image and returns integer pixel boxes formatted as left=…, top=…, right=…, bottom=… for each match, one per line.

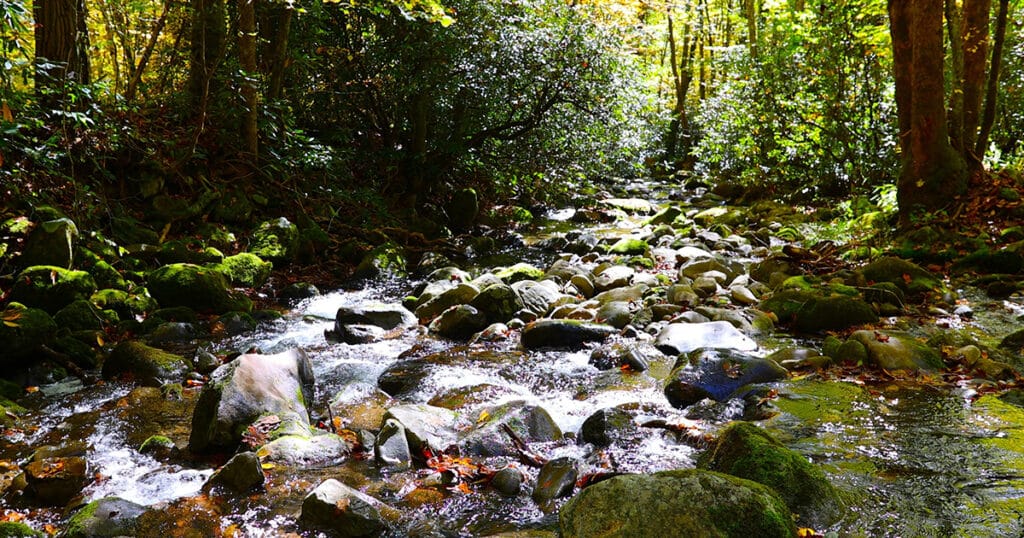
left=249, top=217, right=299, bottom=263
left=860, top=256, right=943, bottom=297
left=698, top=421, right=844, bottom=527
left=759, top=290, right=877, bottom=333
left=0, top=522, right=43, bottom=537
left=146, top=263, right=252, bottom=314
left=10, top=266, right=97, bottom=314
left=559, top=469, right=796, bottom=538
left=607, top=237, right=649, bottom=256
left=354, top=241, right=407, bottom=280
left=0, top=302, right=57, bottom=363
left=216, top=252, right=273, bottom=288
left=494, top=263, right=545, bottom=284
left=103, top=341, right=191, bottom=386
left=848, top=330, right=943, bottom=371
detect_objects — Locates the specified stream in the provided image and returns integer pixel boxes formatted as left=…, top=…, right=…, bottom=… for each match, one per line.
left=5, top=180, right=1024, bottom=537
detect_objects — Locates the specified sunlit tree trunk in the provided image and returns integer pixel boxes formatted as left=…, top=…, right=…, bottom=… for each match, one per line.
left=33, top=0, right=91, bottom=101
left=889, top=0, right=968, bottom=221
left=666, top=10, right=696, bottom=166
left=976, top=0, right=1010, bottom=158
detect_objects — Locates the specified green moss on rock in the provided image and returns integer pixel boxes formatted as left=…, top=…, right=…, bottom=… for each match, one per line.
left=0, top=303, right=57, bottom=363
left=9, top=266, right=97, bottom=314
left=103, top=340, right=190, bottom=386
left=216, top=252, right=273, bottom=288
left=146, top=263, right=252, bottom=314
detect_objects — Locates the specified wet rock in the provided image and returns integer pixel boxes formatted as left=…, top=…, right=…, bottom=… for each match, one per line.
left=469, top=283, right=524, bottom=324
left=848, top=330, right=943, bottom=371
left=60, top=496, right=147, bottom=538
left=568, top=274, right=595, bottom=298
left=607, top=237, right=649, bottom=256
left=414, top=283, right=480, bottom=321
left=998, top=328, right=1024, bottom=352
left=521, top=319, right=617, bottom=349
left=147, top=321, right=201, bottom=344
left=665, top=348, right=787, bottom=408
left=580, top=407, right=640, bottom=447
left=24, top=456, right=88, bottom=506
left=374, top=418, right=412, bottom=468
left=593, top=265, right=634, bottom=292
left=249, top=217, right=298, bottom=263
left=759, top=290, right=877, bottom=333
left=354, top=241, right=407, bottom=280
left=592, top=284, right=647, bottom=306
left=446, top=188, right=479, bottom=231
left=730, top=285, right=759, bottom=305
left=18, top=218, right=78, bottom=269
left=146, top=263, right=252, bottom=314
left=53, top=299, right=104, bottom=332
left=595, top=301, right=633, bottom=329
left=279, top=281, right=320, bottom=300
left=0, top=303, right=57, bottom=364
left=601, top=198, right=654, bottom=214
left=216, top=252, right=272, bottom=288
left=213, top=311, right=258, bottom=336
left=588, top=342, right=662, bottom=372
left=532, top=457, right=577, bottom=504
left=698, top=421, right=844, bottom=528
left=861, top=256, right=943, bottom=297
left=680, top=257, right=741, bottom=282
left=204, top=451, right=264, bottom=493
left=767, top=347, right=831, bottom=370
left=189, top=349, right=314, bottom=452
left=469, top=322, right=512, bottom=344
left=300, top=479, right=387, bottom=537
left=666, top=284, right=700, bottom=306
left=377, top=359, right=433, bottom=398
left=654, top=321, right=757, bottom=356
left=0, top=522, right=43, bottom=537
left=336, top=324, right=386, bottom=344
left=546, top=258, right=590, bottom=283
left=10, top=266, right=97, bottom=314
left=558, top=470, right=796, bottom=538
left=383, top=404, right=459, bottom=455
left=645, top=205, right=682, bottom=225
left=257, top=433, right=351, bottom=465
left=429, top=304, right=488, bottom=340
left=335, top=302, right=418, bottom=335
left=461, top=401, right=562, bottom=457
left=490, top=466, right=524, bottom=496
left=103, top=341, right=190, bottom=387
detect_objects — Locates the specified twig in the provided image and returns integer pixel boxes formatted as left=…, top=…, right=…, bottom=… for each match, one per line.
left=500, top=423, right=548, bottom=468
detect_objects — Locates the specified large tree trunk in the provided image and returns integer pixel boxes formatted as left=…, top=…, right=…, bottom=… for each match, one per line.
left=33, top=0, right=91, bottom=100
left=975, top=0, right=1010, bottom=159
left=960, top=0, right=991, bottom=161
left=188, top=0, right=227, bottom=107
left=890, top=0, right=968, bottom=221
left=238, top=0, right=259, bottom=161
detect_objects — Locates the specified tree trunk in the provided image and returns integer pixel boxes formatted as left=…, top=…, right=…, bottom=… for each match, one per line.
left=33, top=0, right=91, bottom=100
left=743, top=0, right=758, bottom=60
left=960, top=0, right=991, bottom=161
left=238, top=0, right=259, bottom=161
left=944, top=0, right=963, bottom=153
left=891, top=0, right=968, bottom=221
left=260, top=3, right=292, bottom=101
left=188, top=0, right=227, bottom=107
left=126, top=0, right=172, bottom=102
left=975, top=0, right=1010, bottom=159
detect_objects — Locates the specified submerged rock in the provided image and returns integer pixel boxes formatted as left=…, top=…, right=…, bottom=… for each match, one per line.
left=24, top=456, right=88, bottom=506
left=300, top=479, right=387, bottom=537
left=533, top=457, right=578, bottom=504
left=102, top=341, right=190, bottom=386
left=203, top=451, right=265, bottom=493
left=698, top=421, right=844, bottom=528
left=664, top=348, right=787, bottom=409
left=847, top=330, right=943, bottom=371
left=559, top=469, right=796, bottom=537
left=521, top=319, right=617, bottom=349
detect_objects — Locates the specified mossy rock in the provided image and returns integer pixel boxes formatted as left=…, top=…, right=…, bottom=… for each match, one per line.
left=216, top=253, right=273, bottom=288
left=146, top=263, right=252, bottom=314
left=559, top=469, right=796, bottom=538
left=607, top=238, right=649, bottom=256
left=446, top=188, right=479, bottom=231
left=0, top=522, right=43, bottom=537
left=18, top=218, right=78, bottom=269
left=698, top=421, right=844, bottom=528
left=139, top=435, right=175, bottom=454
left=53, top=299, right=104, bottom=332
left=249, top=217, right=298, bottom=263
left=9, top=266, right=97, bottom=314
left=758, top=290, right=877, bottom=333
left=644, top=205, right=682, bottom=226
left=52, top=335, right=100, bottom=369
left=61, top=496, right=146, bottom=538
left=860, top=256, right=943, bottom=297
left=952, top=248, right=1024, bottom=275
left=0, top=303, right=57, bottom=364
left=102, top=341, right=190, bottom=386
left=494, top=263, right=545, bottom=284
left=848, top=330, right=943, bottom=371
left=87, top=259, right=127, bottom=291
left=354, top=242, right=407, bottom=280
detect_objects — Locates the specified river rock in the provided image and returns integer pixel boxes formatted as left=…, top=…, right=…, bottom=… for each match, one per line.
left=594, top=265, right=634, bottom=292
left=103, top=341, right=191, bottom=386
left=189, top=349, right=314, bottom=452
left=279, top=281, right=320, bottom=300
left=216, top=252, right=273, bottom=288
left=414, top=283, right=480, bottom=321
left=495, top=262, right=545, bottom=284
left=18, top=218, right=77, bottom=270
left=146, top=263, right=252, bottom=314
left=446, top=188, right=479, bottom=231
left=588, top=342, right=663, bottom=372
left=53, top=299, right=104, bottom=332
left=860, top=256, right=943, bottom=297
left=377, top=359, right=434, bottom=398
left=490, top=466, right=524, bottom=496
left=10, top=266, right=97, bottom=314
left=60, top=496, right=147, bottom=538
left=335, top=302, right=417, bottom=336
left=513, top=280, right=563, bottom=317
left=595, top=301, right=633, bottom=329
left=592, top=284, right=647, bottom=306
left=382, top=404, right=459, bottom=455
left=559, top=469, right=796, bottom=537
left=257, top=433, right=352, bottom=465
left=374, top=418, right=412, bottom=468
left=429, top=304, right=488, bottom=340
left=300, top=479, right=387, bottom=537
left=759, top=290, right=877, bottom=333
left=460, top=401, right=562, bottom=457
left=249, top=217, right=298, bottom=263
left=468, top=283, right=524, bottom=325
left=698, top=421, right=844, bottom=528
left=0, top=303, right=57, bottom=363
left=532, top=457, right=578, bottom=504
left=204, top=451, right=265, bottom=493
left=608, top=237, right=649, bottom=256
left=665, top=348, right=787, bottom=409
left=24, top=456, right=88, bottom=506
left=580, top=407, right=640, bottom=447
left=654, top=321, right=757, bottom=356
left=847, top=330, right=943, bottom=371
left=521, top=319, right=617, bottom=349
left=354, top=241, right=407, bottom=280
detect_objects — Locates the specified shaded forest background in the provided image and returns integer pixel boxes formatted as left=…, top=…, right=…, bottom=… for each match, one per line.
left=1, top=0, right=1023, bottom=255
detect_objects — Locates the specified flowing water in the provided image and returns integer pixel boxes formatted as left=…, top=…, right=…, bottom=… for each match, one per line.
left=5, top=185, right=1024, bottom=536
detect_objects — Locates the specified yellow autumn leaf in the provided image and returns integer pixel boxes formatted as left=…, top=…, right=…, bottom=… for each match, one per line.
left=477, top=410, right=490, bottom=424
left=261, top=463, right=276, bottom=470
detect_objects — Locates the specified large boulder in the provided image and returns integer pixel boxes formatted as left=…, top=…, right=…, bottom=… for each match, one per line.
left=664, top=348, right=788, bottom=408
left=203, top=451, right=265, bottom=493
left=513, top=280, right=564, bottom=317
left=249, top=217, right=298, bottom=263
left=18, top=218, right=78, bottom=269
left=354, top=241, right=406, bottom=280
left=654, top=321, right=758, bottom=356
left=146, top=264, right=252, bottom=314
left=460, top=401, right=562, bottom=457
left=845, top=330, right=943, bottom=371
left=381, top=404, right=458, bottom=456
left=60, top=496, right=147, bottom=538
left=300, top=479, right=387, bottom=537
left=469, top=283, right=524, bottom=323
left=860, top=256, right=943, bottom=297
left=759, top=290, right=877, bottom=333
left=0, top=303, right=57, bottom=364
left=9, top=266, right=97, bottom=314
left=521, top=319, right=617, bottom=350
left=216, top=253, right=272, bottom=288
left=103, top=341, right=191, bottom=387
left=189, top=349, right=314, bottom=452
left=698, top=421, right=844, bottom=528
left=559, top=469, right=796, bottom=537
left=428, top=305, right=488, bottom=340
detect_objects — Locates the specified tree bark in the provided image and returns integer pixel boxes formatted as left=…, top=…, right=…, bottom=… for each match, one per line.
left=975, top=0, right=1010, bottom=159
left=126, top=0, right=173, bottom=102
left=33, top=0, right=91, bottom=100
left=944, top=0, right=963, bottom=152
left=890, top=0, right=968, bottom=221
left=238, top=0, right=259, bottom=161
left=960, top=0, right=991, bottom=159
left=188, top=0, right=227, bottom=108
